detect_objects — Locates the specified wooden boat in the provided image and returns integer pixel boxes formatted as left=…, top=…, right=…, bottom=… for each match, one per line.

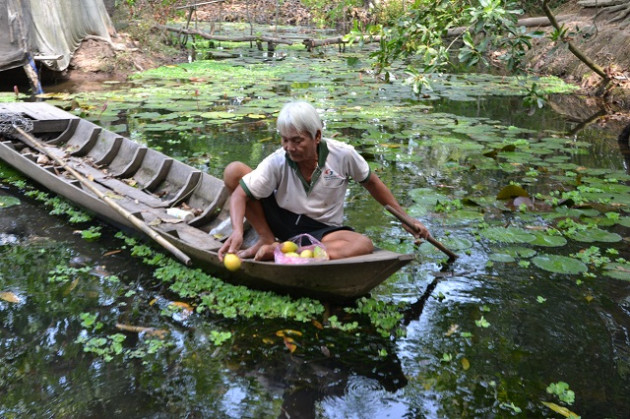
left=0, top=102, right=414, bottom=302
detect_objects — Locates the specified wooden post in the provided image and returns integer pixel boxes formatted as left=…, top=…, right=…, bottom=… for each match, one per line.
left=22, top=55, right=43, bottom=95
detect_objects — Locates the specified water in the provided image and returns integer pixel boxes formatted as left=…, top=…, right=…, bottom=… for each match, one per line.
left=1, top=37, right=630, bottom=418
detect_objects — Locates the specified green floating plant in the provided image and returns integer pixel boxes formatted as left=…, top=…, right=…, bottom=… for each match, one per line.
left=531, top=255, right=588, bottom=275
left=0, top=196, right=20, bottom=209
left=480, top=226, right=536, bottom=244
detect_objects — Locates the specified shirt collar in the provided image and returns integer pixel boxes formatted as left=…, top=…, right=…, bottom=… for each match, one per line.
left=286, top=139, right=329, bottom=194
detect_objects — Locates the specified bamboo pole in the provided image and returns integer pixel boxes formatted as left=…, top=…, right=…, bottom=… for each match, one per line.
left=385, top=205, right=458, bottom=261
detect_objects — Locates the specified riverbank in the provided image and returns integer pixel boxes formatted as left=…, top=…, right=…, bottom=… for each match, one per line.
left=65, top=0, right=629, bottom=115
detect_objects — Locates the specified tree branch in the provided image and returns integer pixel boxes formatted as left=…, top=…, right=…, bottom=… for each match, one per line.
left=542, top=0, right=610, bottom=85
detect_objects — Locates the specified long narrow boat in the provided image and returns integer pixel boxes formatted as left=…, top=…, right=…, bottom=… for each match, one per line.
left=0, top=103, right=414, bottom=302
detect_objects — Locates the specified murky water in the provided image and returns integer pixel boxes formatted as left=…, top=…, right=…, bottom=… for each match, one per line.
left=1, top=32, right=630, bottom=418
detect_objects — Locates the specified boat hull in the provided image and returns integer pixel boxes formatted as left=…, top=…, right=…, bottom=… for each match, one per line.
left=0, top=103, right=414, bottom=302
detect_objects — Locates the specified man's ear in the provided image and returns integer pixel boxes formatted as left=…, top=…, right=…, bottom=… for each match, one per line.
left=315, top=130, right=322, bottom=142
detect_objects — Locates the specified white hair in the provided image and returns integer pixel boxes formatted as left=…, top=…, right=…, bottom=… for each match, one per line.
left=276, top=101, right=323, bottom=140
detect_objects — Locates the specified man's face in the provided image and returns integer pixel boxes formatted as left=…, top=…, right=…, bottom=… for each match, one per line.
left=280, top=125, right=319, bottom=164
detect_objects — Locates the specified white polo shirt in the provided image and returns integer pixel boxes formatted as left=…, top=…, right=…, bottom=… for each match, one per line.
left=240, top=138, right=371, bottom=226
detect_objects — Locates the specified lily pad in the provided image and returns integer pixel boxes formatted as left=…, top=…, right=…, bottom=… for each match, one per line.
left=442, top=237, right=474, bottom=250
left=532, top=254, right=588, bottom=274
left=603, top=263, right=630, bottom=281
left=503, top=246, right=537, bottom=258
left=529, top=232, right=568, bottom=247
left=618, top=217, right=630, bottom=228
left=496, top=184, right=529, bottom=200
left=489, top=253, right=516, bottom=263
left=0, top=196, right=20, bottom=209
left=566, top=228, right=623, bottom=243
left=480, top=226, right=536, bottom=244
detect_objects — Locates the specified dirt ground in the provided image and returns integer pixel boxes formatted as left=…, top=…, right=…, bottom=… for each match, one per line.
left=66, top=0, right=630, bottom=114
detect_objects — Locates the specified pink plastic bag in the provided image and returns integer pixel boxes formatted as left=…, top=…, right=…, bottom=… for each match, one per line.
left=274, top=233, right=329, bottom=264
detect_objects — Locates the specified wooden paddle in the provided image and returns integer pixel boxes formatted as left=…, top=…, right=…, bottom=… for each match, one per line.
left=385, top=204, right=458, bottom=261
left=11, top=125, right=193, bottom=267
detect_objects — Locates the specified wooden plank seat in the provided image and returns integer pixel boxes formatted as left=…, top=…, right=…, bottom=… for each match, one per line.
left=188, top=175, right=229, bottom=227
left=145, top=159, right=203, bottom=207
left=84, top=130, right=123, bottom=166
left=47, top=119, right=80, bottom=145
left=63, top=119, right=102, bottom=156
left=107, top=140, right=147, bottom=178
left=61, top=155, right=169, bottom=208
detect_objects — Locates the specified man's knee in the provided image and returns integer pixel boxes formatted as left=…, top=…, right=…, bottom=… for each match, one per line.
left=356, top=234, right=374, bottom=254
left=223, top=161, right=252, bottom=191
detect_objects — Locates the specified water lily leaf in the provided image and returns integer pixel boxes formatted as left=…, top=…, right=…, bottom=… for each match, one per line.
left=497, top=184, right=529, bottom=200
left=529, top=232, right=568, bottom=247
left=489, top=253, right=516, bottom=263
left=618, top=217, right=630, bottom=228
left=441, top=237, right=474, bottom=250
left=566, top=228, right=622, bottom=243
left=199, top=111, right=236, bottom=120
left=582, top=216, right=616, bottom=227
left=503, top=246, right=537, bottom=258
left=532, top=254, right=587, bottom=274
left=0, top=196, right=20, bottom=209
left=544, top=207, right=600, bottom=220
left=580, top=191, right=630, bottom=206
left=440, top=209, right=485, bottom=225
left=480, top=226, right=536, bottom=243
left=603, top=263, right=630, bottom=281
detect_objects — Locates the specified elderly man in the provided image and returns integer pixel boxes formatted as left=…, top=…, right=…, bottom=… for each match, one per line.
left=218, top=101, right=429, bottom=261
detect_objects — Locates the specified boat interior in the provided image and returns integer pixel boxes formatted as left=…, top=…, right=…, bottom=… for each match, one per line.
left=0, top=103, right=257, bottom=252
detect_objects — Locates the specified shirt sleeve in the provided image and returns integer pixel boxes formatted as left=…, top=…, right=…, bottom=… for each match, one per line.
left=344, top=146, right=371, bottom=183
left=240, top=150, right=283, bottom=200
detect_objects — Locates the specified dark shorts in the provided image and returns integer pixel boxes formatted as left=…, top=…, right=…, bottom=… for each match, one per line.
left=260, top=194, right=353, bottom=242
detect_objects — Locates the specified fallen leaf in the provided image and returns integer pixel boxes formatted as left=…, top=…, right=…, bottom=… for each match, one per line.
left=283, top=337, right=297, bottom=353
left=103, top=249, right=122, bottom=257
left=445, top=324, right=459, bottom=337
left=461, top=357, right=470, bottom=370
left=312, top=320, right=324, bottom=330
left=169, top=301, right=193, bottom=312
left=320, top=345, right=331, bottom=357
left=63, top=278, right=80, bottom=296
left=276, top=329, right=303, bottom=337
left=541, top=401, right=579, bottom=418
left=115, top=323, right=168, bottom=339
left=497, top=184, right=529, bottom=200
left=0, top=291, right=21, bottom=303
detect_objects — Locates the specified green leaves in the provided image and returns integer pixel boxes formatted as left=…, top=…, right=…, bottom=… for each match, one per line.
left=546, top=381, right=575, bottom=405
left=532, top=255, right=587, bottom=275
left=480, top=226, right=536, bottom=244
left=0, top=195, right=20, bottom=209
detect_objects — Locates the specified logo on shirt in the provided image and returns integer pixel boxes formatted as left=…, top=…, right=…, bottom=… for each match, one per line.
left=322, top=168, right=346, bottom=186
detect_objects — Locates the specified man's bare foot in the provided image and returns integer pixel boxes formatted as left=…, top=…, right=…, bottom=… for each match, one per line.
left=237, top=239, right=276, bottom=260
left=253, top=243, right=278, bottom=261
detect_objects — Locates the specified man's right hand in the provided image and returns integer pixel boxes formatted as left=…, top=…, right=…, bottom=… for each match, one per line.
left=218, top=232, right=243, bottom=261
